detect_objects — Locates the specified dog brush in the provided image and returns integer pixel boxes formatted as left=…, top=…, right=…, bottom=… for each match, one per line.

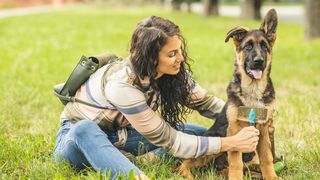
left=249, top=108, right=256, bottom=126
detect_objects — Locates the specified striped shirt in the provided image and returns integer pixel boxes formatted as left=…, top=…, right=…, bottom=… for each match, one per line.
left=61, top=59, right=225, bottom=159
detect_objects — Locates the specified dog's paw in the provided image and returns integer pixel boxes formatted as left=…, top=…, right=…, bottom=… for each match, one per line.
left=264, top=175, right=278, bottom=180
left=176, top=163, right=195, bottom=180
left=229, top=170, right=243, bottom=180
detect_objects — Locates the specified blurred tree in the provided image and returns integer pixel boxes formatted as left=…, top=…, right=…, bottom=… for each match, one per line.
left=202, top=0, right=219, bottom=17
left=185, top=0, right=193, bottom=12
left=240, top=0, right=262, bottom=20
left=305, top=0, right=320, bottom=39
left=156, top=0, right=165, bottom=5
left=171, top=0, right=183, bottom=10
left=170, top=0, right=195, bottom=12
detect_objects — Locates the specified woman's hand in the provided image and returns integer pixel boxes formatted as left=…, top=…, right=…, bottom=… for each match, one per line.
left=221, top=126, right=259, bottom=152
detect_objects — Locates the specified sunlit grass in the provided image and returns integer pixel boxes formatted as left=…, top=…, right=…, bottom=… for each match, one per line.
left=0, top=4, right=319, bottom=179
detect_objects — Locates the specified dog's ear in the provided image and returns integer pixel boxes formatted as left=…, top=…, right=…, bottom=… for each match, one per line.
left=260, top=9, right=278, bottom=47
left=225, top=26, right=249, bottom=47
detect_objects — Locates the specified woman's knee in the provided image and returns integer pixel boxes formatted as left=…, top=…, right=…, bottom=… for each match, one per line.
left=69, top=120, right=102, bottom=140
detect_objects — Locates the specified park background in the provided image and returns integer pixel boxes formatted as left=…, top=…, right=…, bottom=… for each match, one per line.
left=0, top=0, right=319, bottom=179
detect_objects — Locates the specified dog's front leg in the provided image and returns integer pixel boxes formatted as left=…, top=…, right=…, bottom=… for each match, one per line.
left=257, top=124, right=278, bottom=180
left=176, top=159, right=196, bottom=180
left=176, top=155, right=216, bottom=180
left=227, top=121, right=243, bottom=180
left=227, top=105, right=243, bottom=180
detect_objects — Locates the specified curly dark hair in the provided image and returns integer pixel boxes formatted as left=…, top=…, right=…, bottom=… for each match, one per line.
left=129, top=16, right=193, bottom=130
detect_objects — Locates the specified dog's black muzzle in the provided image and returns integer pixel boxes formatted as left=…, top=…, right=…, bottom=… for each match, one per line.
left=245, top=56, right=266, bottom=79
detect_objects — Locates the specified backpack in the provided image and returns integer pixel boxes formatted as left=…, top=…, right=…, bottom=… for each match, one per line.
left=53, top=52, right=119, bottom=108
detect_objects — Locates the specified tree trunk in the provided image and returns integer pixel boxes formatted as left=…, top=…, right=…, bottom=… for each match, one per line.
left=154, top=0, right=165, bottom=6
left=171, top=0, right=182, bottom=11
left=202, top=0, right=219, bottom=17
left=240, top=0, right=262, bottom=20
left=305, top=0, right=320, bottom=40
left=186, top=0, right=192, bottom=13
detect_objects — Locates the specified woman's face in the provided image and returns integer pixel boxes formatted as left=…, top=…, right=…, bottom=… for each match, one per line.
left=156, top=35, right=184, bottom=79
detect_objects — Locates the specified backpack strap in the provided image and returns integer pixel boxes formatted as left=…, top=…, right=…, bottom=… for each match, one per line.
left=53, top=88, right=108, bottom=109
left=53, top=53, right=119, bottom=107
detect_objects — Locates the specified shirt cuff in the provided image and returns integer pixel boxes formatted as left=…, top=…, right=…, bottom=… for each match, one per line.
left=207, top=137, right=221, bottom=155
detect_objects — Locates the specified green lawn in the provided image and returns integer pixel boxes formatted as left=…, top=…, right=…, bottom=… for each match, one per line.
left=0, top=4, right=319, bottom=179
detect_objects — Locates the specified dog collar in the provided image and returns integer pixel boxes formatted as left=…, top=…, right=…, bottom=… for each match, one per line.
left=238, top=106, right=270, bottom=124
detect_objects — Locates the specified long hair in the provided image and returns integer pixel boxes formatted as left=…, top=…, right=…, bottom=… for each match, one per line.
left=130, top=16, right=193, bottom=130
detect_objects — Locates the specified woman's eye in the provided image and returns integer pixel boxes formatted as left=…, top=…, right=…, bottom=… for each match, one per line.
left=168, top=52, right=176, bottom=57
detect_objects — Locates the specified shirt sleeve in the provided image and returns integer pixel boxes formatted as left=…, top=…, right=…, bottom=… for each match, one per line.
left=187, top=80, right=226, bottom=120
left=105, top=80, right=221, bottom=159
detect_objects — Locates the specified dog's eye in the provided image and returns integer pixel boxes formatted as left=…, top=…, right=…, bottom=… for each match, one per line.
left=261, top=42, right=269, bottom=51
left=244, top=44, right=253, bottom=51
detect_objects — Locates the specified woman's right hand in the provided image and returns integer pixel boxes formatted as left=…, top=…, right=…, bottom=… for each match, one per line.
left=232, top=126, right=260, bottom=152
left=221, top=126, right=259, bottom=153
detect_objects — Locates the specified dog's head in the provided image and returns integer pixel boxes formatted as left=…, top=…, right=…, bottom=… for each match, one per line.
left=225, top=9, right=278, bottom=80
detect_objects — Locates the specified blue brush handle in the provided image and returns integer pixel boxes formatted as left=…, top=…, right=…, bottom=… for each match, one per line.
left=249, top=109, right=256, bottom=126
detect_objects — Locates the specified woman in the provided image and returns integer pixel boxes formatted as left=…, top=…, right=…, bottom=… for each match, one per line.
left=53, top=16, right=259, bottom=179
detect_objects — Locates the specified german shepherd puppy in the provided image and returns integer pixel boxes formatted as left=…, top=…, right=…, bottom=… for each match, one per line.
left=177, top=9, right=278, bottom=180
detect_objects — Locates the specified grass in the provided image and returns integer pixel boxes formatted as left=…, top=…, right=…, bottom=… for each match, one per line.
left=0, top=4, right=319, bottom=179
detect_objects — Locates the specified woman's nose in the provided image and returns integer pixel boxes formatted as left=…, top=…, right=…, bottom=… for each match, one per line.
left=177, top=51, right=184, bottom=62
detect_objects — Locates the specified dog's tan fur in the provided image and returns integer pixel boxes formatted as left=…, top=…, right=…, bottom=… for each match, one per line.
left=177, top=9, right=278, bottom=180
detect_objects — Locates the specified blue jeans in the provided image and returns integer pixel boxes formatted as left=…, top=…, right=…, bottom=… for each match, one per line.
left=53, top=119, right=207, bottom=179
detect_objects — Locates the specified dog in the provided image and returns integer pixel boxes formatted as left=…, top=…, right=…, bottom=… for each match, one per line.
left=177, top=9, right=278, bottom=180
